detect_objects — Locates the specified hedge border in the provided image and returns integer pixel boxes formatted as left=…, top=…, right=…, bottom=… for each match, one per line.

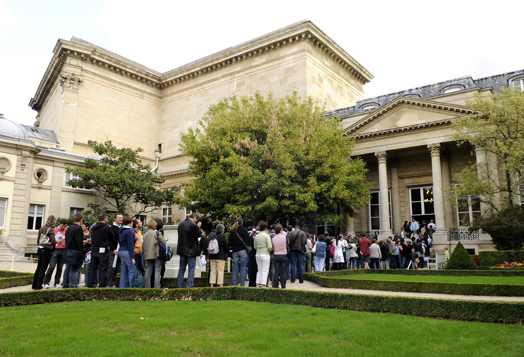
left=0, top=287, right=522, bottom=325
left=0, top=271, right=34, bottom=289
left=305, top=271, right=524, bottom=296
left=311, top=269, right=524, bottom=277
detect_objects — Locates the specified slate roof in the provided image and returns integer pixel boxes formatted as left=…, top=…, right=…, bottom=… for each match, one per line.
left=328, top=69, right=524, bottom=118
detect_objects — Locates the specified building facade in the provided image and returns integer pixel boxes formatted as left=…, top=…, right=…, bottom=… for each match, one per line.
left=1, top=20, right=523, bottom=254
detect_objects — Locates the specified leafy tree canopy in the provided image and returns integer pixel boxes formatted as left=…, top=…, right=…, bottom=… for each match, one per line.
left=66, top=140, right=176, bottom=216
left=177, top=92, right=370, bottom=226
left=449, top=88, right=524, bottom=211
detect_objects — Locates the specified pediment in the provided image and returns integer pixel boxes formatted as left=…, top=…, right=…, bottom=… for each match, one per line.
left=343, top=97, right=474, bottom=137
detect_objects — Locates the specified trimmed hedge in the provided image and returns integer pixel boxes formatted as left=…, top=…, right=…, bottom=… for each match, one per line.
left=0, top=287, right=522, bottom=325
left=309, top=269, right=524, bottom=277
left=445, top=242, right=478, bottom=270
left=305, top=273, right=524, bottom=296
left=480, top=249, right=524, bottom=267
left=0, top=271, right=33, bottom=289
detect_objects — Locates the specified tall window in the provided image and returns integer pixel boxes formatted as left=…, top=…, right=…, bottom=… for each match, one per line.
left=369, top=191, right=391, bottom=231
left=410, top=187, right=435, bottom=216
left=513, top=78, right=524, bottom=91
left=162, top=203, right=172, bottom=224
left=27, top=204, right=45, bottom=230
left=456, top=196, right=481, bottom=226
left=69, top=207, right=84, bottom=217
left=0, top=198, right=6, bottom=229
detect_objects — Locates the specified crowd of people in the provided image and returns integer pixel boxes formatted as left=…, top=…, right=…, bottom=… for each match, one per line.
left=32, top=213, right=439, bottom=291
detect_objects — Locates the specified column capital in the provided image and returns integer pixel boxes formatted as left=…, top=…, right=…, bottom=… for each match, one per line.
left=375, top=151, right=387, bottom=163
left=59, top=71, right=84, bottom=92
left=427, top=143, right=441, bottom=156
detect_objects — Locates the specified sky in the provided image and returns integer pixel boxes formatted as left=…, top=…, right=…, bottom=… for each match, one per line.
left=1, top=0, right=523, bottom=126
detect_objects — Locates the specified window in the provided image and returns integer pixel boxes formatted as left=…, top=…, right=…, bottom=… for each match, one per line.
left=443, top=87, right=461, bottom=94
left=369, top=191, right=392, bottom=231
left=0, top=198, right=6, bottom=229
left=69, top=207, right=84, bottom=217
left=361, top=104, right=377, bottom=112
left=65, top=172, right=81, bottom=187
left=410, top=187, right=435, bottom=216
left=27, top=204, right=45, bottom=230
left=162, top=203, right=172, bottom=224
left=512, top=78, right=524, bottom=91
left=138, top=215, right=147, bottom=226
left=456, top=195, right=481, bottom=226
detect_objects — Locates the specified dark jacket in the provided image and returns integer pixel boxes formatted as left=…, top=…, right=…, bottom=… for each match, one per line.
left=229, top=225, right=251, bottom=253
left=110, top=224, right=120, bottom=249
left=177, top=218, right=202, bottom=257
left=118, top=226, right=136, bottom=260
left=38, top=224, right=56, bottom=248
left=288, top=229, right=307, bottom=254
left=209, top=233, right=229, bottom=260
left=90, top=222, right=116, bottom=252
left=65, top=223, right=86, bottom=254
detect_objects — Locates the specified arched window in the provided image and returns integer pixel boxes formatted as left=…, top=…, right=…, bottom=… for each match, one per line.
left=512, top=77, right=524, bottom=91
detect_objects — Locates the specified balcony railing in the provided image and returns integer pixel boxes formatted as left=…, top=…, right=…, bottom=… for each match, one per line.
left=449, top=227, right=479, bottom=241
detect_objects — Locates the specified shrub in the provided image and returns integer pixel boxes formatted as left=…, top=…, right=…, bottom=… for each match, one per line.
left=476, top=205, right=524, bottom=250
left=0, top=271, right=33, bottom=289
left=0, top=287, right=522, bottom=325
left=480, top=249, right=524, bottom=267
left=445, top=242, right=478, bottom=270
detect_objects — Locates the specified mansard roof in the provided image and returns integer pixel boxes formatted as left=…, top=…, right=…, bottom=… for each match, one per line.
left=329, top=69, right=524, bottom=119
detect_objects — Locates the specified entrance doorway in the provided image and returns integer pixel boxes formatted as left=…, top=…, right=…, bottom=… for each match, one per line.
left=409, top=186, right=435, bottom=225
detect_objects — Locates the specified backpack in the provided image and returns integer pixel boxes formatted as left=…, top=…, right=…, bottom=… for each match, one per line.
left=134, top=264, right=145, bottom=288
left=330, top=244, right=335, bottom=257
left=158, top=241, right=173, bottom=262
left=207, top=238, right=219, bottom=255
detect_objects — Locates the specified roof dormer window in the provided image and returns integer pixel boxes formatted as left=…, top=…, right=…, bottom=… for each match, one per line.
left=512, top=78, right=524, bottom=91
left=361, top=104, right=378, bottom=112
left=442, top=86, right=463, bottom=94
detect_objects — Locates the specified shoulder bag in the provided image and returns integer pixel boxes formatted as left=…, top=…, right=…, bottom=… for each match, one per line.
left=235, top=232, right=252, bottom=254
left=39, top=227, right=53, bottom=249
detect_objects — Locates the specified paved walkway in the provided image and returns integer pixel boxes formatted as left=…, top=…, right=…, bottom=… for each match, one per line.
left=3, top=261, right=524, bottom=302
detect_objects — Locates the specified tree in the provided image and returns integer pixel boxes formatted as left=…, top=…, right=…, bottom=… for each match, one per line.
left=444, top=242, right=478, bottom=270
left=448, top=88, right=524, bottom=248
left=66, top=140, right=176, bottom=216
left=475, top=205, right=524, bottom=250
left=177, top=92, right=370, bottom=227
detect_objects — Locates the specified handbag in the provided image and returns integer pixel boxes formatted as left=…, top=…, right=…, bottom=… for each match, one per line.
left=311, top=243, right=317, bottom=254
left=235, top=232, right=252, bottom=254
left=39, top=227, right=53, bottom=249
left=134, top=264, right=145, bottom=288
left=65, top=249, right=84, bottom=265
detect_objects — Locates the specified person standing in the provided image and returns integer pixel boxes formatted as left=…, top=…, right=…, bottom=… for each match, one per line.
left=133, top=219, right=145, bottom=277
left=271, top=224, right=288, bottom=288
left=208, top=224, right=229, bottom=287
left=313, top=236, right=327, bottom=272
left=33, top=215, right=57, bottom=290
left=64, top=214, right=86, bottom=288
left=43, top=218, right=67, bottom=289
left=81, top=222, right=92, bottom=287
left=348, top=238, right=358, bottom=269
left=177, top=213, right=202, bottom=288
left=332, top=234, right=345, bottom=270
left=229, top=217, right=251, bottom=287
left=388, top=236, right=397, bottom=269
left=305, top=233, right=313, bottom=273
left=288, top=225, right=307, bottom=284
left=118, top=216, right=136, bottom=288
left=358, top=234, right=371, bottom=269
left=107, top=213, right=122, bottom=288
left=254, top=221, right=272, bottom=288
left=369, top=238, right=381, bottom=269
left=143, top=220, right=163, bottom=288
left=88, top=213, right=116, bottom=288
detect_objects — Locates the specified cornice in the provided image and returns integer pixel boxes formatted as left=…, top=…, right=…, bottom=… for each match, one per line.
left=161, top=169, right=189, bottom=178
left=351, top=118, right=455, bottom=139
left=343, top=97, right=475, bottom=136
left=30, top=21, right=373, bottom=112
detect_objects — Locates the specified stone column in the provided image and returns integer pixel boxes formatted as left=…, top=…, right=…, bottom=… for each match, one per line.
left=428, top=144, right=447, bottom=240
left=475, top=147, right=489, bottom=214
left=390, top=159, right=401, bottom=233
left=441, top=154, right=454, bottom=228
left=375, top=151, right=392, bottom=238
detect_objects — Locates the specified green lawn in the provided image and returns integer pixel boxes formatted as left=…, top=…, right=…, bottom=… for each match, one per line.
left=332, top=274, right=524, bottom=285
left=0, top=300, right=523, bottom=356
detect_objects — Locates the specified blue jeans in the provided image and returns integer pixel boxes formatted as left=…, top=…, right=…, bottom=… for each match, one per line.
left=356, top=256, right=364, bottom=269
left=119, top=250, right=135, bottom=288
left=44, top=249, right=66, bottom=285
left=62, top=264, right=71, bottom=288
left=232, top=250, right=248, bottom=286
left=67, top=264, right=82, bottom=288
left=177, top=255, right=196, bottom=288
left=273, top=254, right=288, bottom=288
left=401, top=256, right=407, bottom=269
left=349, top=257, right=357, bottom=269
left=313, top=256, right=325, bottom=272
left=290, top=251, right=306, bottom=283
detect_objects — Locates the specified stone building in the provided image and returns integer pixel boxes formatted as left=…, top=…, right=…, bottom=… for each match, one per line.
left=1, top=20, right=523, bottom=254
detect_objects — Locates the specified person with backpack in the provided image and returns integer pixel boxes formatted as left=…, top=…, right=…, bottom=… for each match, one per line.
left=177, top=213, right=202, bottom=288
left=208, top=224, right=229, bottom=287
left=33, top=215, right=57, bottom=290
left=143, top=220, right=165, bottom=288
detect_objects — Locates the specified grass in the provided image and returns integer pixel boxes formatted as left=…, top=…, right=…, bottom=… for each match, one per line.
left=331, top=274, right=524, bottom=285
left=0, top=300, right=523, bottom=356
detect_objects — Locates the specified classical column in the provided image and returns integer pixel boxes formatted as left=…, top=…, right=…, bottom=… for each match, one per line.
left=428, top=144, right=446, bottom=232
left=441, top=154, right=454, bottom=228
left=375, top=151, right=392, bottom=236
left=390, top=159, right=402, bottom=233
left=475, top=147, right=489, bottom=214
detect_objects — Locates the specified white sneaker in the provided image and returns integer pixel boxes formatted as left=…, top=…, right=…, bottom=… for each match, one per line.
left=54, top=284, right=60, bottom=288
left=43, top=284, right=49, bottom=289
